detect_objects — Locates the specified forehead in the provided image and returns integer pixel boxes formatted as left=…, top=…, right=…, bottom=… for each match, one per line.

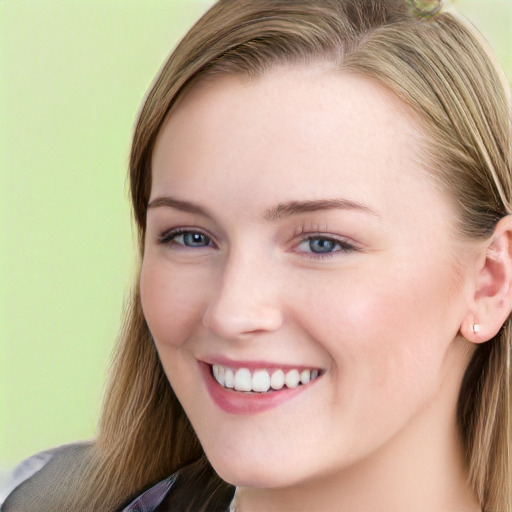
left=163, top=65, right=420, bottom=143
left=151, top=65, right=447, bottom=225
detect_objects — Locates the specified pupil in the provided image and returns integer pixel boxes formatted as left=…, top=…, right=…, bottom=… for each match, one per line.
left=310, top=239, right=334, bottom=253
left=185, top=233, right=206, bottom=246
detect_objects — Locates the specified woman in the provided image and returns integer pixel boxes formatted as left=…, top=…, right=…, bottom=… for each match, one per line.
left=2, top=0, right=511, bottom=511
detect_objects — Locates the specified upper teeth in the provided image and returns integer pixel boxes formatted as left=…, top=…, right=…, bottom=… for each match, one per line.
left=212, top=365, right=320, bottom=393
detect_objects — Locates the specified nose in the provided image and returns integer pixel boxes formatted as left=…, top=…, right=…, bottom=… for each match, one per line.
left=202, top=249, right=284, bottom=340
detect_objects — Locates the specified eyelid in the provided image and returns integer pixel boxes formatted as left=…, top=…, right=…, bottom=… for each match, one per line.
left=294, top=232, right=359, bottom=259
left=157, top=227, right=216, bottom=248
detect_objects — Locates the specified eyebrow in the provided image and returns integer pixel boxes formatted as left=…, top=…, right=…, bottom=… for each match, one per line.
left=264, top=199, right=379, bottom=220
left=147, top=196, right=379, bottom=220
left=147, top=196, right=211, bottom=217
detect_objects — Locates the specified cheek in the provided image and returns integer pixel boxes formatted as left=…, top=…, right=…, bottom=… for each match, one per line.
left=290, top=262, right=466, bottom=457
left=139, top=259, right=207, bottom=347
left=293, top=258, right=464, bottom=389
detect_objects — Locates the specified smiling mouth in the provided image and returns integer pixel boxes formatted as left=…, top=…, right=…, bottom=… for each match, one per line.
left=211, top=364, right=321, bottom=393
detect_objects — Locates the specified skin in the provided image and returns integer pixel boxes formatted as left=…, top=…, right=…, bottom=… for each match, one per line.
left=140, top=65, right=485, bottom=511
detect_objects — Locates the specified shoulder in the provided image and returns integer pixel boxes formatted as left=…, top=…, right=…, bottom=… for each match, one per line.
left=122, top=457, right=235, bottom=512
left=1, top=446, right=235, bottom=512
left=0, top=442, right=93, bottom=512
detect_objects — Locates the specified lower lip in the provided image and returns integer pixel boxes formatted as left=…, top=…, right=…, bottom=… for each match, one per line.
left=200, top=362, right=317, bottom=415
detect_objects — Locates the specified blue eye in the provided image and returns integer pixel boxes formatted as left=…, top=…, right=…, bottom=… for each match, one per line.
left=297, top=236, right=355, bottom=257
left=179, top=232, right=211, bottom=247
left=159, top=229, right=212, bottom=248
left=307, top=238, right=338, bottom=253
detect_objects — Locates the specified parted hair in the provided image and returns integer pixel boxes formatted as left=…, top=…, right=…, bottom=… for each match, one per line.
left=69, top=1, right=511, bottom=510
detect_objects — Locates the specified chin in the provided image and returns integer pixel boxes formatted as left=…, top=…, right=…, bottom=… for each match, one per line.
left=206, top=452, right=307, bottom=489
left=208, top=457, right=272, bottom=487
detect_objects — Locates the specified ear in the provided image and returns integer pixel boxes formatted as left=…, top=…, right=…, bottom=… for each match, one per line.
left=461, top=215, right=512, bottom=343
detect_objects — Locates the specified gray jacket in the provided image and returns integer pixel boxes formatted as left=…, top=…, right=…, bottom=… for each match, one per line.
left=0, top=443, right=235, bottom=511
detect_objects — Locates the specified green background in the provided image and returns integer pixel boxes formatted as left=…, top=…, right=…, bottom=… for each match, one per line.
left=1, top=0, right=511, bottom=476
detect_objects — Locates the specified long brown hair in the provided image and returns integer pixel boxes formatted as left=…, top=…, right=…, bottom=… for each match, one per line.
left=70, top=1, right=511, bottom=510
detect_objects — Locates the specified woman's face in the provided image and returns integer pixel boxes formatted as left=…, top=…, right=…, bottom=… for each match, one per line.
left=140, top=66, right=476, bottom=488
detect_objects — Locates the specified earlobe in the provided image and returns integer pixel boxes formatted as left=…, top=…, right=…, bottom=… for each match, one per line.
left=462, top=215, right=512, bottom=344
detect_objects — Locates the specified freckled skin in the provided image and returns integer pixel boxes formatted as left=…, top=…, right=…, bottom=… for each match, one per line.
left=140, top=66, right=479, bottom=511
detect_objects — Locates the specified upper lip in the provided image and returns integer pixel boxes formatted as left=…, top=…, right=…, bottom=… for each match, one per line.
left=200, top=356, right=323, bottom=372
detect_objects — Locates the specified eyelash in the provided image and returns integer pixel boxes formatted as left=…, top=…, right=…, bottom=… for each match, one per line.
left=292, top=223, right=357, bottom=259
left=156, top=228, right=357, bottom=259
left=157, top=228, right=214, bottom=248
left=296, top=234, right=356, bottom=259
